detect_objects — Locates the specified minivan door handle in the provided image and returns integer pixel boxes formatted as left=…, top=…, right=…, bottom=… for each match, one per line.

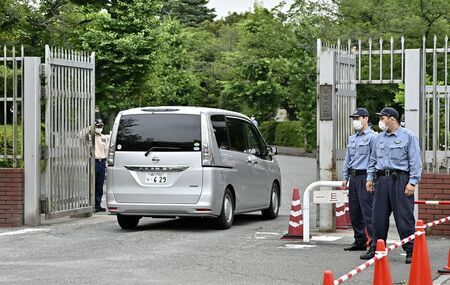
left=247, top=156, right=257, bottom=165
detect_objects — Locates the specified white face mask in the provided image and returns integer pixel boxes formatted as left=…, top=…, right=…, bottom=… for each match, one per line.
left=352, top=120, right=363, bottom=131
left=378, top=121, right=389, bottom=132
left=95, top=127, right=103, bottom=134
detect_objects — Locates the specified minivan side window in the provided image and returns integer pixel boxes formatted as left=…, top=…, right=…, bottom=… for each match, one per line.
left=211, top=115, right=230, bottom=150
left=227, top=119, right=246, bottom=152
left=244, top=123, right=264, bottom=156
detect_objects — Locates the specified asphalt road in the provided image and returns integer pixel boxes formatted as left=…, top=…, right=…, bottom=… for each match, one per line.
left=0, top=155, right=448, bottom=284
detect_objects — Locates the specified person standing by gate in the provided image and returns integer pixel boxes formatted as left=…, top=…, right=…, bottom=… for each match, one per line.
left=363, top=107, right=422, bottom=264
left=342, top=108, right=376, bottom=252
left=94, top=118, right=110, bottom=212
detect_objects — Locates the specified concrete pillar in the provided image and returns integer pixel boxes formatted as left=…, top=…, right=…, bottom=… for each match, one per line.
left=317, top=50, right=336, bottom=231
left=404, top=49, right=421, bottom=221
left=23, top=57, right=41, bottom=226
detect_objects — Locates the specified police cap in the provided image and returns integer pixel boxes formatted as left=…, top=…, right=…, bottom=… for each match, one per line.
left=95, top=118, right=104, bottom=127
left=376, top=107, right=400, bottom=120
left=349, top=108, right=369, bottom=118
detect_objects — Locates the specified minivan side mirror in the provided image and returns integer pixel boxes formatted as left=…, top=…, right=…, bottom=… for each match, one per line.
left=266, top=146, right=278, bottom=155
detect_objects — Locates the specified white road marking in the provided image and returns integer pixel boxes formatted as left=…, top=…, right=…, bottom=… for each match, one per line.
left=279, top=244, right=317, bottom=249
left=0, top=228, right=50, bottom=237
left=311, top=235, right=343, bottom=242
left=254, top=232, right=280, bottom=235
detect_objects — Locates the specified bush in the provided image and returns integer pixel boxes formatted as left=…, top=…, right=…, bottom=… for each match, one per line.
left=259, top=121, right=279, bottom=144
left=0, top=124, right=23, bottom=168
left=274, top=121, right=303, bottom=148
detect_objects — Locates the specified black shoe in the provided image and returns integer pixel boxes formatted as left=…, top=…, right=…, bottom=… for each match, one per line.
left=344, top=242, right=367, bottom=251
left=95, top=207, right=106, bottom=212
left=360, top=249, right=375, bottom=260
left=405, top=252, right=413, bottom=264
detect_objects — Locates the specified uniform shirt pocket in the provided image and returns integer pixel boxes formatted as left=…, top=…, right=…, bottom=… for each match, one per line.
left=389, top=144, right=406, bottom=162
left=357, top=141, right=370, bottom=155
left=348, top=142, right=356, bottom=156
left=376, top=144, right=385, bottom=158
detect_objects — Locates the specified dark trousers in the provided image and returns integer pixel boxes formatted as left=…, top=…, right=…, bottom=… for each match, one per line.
left=349, top=174, right=374, bottom=244
left=371, top=173, right=415, bottom=252
left=95, top=159, right=106, bottom=209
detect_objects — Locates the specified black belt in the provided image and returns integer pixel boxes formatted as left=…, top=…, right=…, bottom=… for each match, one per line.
left=349, top=169, right=367, bottom=176
left=376, top=169, right=409, bottom=177
left=96, top=158, right=106, bottom=161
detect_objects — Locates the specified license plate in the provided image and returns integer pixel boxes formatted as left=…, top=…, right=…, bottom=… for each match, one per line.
left=144, top=172, right=168, bottom=184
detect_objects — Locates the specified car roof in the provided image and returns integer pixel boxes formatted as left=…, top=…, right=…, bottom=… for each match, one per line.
left=119, top=106, right=250, bottom=120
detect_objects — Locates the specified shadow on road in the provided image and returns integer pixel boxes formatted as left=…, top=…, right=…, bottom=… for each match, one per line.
left=118, top=213, right=279, bottom=232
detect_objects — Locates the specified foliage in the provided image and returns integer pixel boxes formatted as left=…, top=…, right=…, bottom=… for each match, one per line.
left=78, top=0, right=163, bottom=117
left=274, top=121, right=303, bottom=148
left=144, top=19, right=202, bottom=106
left=259, top=121, right=280, bottom=145
left=0, top=124, right=23, bottom=168
left=161, top=0, right=216, bottom=27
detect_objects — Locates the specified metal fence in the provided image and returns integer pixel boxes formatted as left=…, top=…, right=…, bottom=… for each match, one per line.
left=0, top=46, right=24, bottom=167
left=319, top=36, right=449, bottom=175
left=44, top=45, right=95, bottom=218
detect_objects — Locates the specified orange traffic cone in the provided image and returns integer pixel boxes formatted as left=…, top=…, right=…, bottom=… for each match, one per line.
left=373, top=239, right=393, bottom=285
left=323, top=270, right=334, bottom=285
left=282, top=187, right=304, bottom=240
left=336, top=202, right=351, bottom=229
left=408, top=220, right=432, bottom=285
left=438, top=249, right=450, bottom=274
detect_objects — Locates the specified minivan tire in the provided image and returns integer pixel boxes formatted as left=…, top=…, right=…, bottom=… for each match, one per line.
left=261, top=182, right=280, bottom=219
left=216, top=188, right=234, bottom=229
left=117, top=214, right=141, bottom=229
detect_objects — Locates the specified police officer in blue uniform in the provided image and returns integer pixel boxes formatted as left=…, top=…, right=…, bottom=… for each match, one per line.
left=342, top=108, right=377, bottom=251
left=362, top=107, right=422, bottom=264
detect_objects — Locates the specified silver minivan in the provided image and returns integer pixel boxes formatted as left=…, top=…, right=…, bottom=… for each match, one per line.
left=106, top=107, right=281, bottom=229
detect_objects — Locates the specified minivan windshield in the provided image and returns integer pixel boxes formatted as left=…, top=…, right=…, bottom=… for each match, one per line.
left=116, top=114, right=201, bottom=152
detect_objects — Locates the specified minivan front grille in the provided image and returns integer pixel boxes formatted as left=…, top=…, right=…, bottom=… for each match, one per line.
left=124, top=165, right=189, bottom=172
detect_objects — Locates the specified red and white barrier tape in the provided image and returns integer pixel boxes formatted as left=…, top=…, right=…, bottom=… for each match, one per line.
left=333, top=215, right=450, bottom=285
left=415, top=200, right=450, bottom=205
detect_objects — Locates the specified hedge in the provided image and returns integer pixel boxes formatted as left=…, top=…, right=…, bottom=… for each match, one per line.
left=0, top=124, right=23, bottom=167
left=259, top=121, right=306, bottom=148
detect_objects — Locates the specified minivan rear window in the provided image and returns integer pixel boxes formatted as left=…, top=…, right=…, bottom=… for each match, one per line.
left=116, top=114, right=201, bottom=152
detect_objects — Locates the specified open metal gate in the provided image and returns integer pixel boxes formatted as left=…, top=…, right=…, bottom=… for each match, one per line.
left=317, top=35, right=449, bottom=230
left=43, top=45, right=95, bottom=219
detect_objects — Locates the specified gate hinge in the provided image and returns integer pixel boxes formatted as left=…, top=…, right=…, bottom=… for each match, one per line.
left=39, top=64, right=46, bottom=78
left=40, top=199, right=47, bottom=214
left=41, top=145, right=48, bottom=159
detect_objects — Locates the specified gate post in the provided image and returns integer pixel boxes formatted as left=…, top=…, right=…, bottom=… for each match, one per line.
left=23, top=57, right=41, bottom=226
left=317, top=42, right=336, bottom=231
left=404, top=49, right=421, bottom=220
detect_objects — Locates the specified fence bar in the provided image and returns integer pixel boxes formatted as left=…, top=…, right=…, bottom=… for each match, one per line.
left=432, top=36, right=438, bottom=172
left=369, top=38, right=372, bottom=82
left=445, top=35, right=449, bottom=173
left=379, top=38, right=383, bottom=81
left=390, top=37, right=394, bottom=83
left=358, top=39, right=361, bottom=83
left=3, top=46, right=6, bottom=159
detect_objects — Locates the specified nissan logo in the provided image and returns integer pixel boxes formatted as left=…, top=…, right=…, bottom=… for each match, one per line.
left=152, top=157, right=160, bottom=164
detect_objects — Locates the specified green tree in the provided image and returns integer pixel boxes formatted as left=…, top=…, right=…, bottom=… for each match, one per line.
left=161, top=0, right=216, bottom=27
left=78, top=0, right=163, bottom=121
left=145, top=19, right=202, bottom=106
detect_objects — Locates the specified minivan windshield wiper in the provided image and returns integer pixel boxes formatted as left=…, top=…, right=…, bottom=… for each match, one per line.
left=144, top=146, right=182, bottom=156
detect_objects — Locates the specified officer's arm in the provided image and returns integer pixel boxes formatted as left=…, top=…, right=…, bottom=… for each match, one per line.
left=408, top=134, right=422, bottom=185
left=342, top=137, right=351, bottom=181
left=366, top=135, right=378, bottom=182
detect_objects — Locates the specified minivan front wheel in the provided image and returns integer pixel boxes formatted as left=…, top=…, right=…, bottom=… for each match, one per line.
left=216, top=189, right=234, bottom=229
left=262, top=182, right=280, bottom=219
left=117, top=214, right=141, bottom=229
